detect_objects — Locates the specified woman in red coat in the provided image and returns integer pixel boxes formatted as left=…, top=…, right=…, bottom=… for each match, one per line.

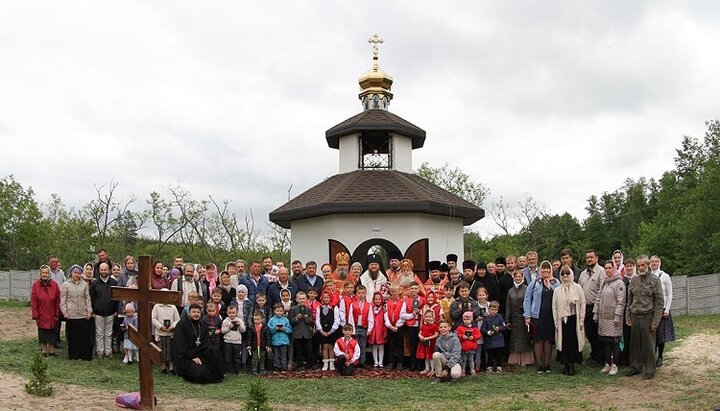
left=31, top=265, right=61, bottom=356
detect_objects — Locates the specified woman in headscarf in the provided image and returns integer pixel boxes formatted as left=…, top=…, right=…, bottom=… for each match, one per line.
left=217, top=270, right=236, bottom=308
left=61, top=264, right=93, bottom=360
left=523, top=260, right=560, bottom=373
left=234, top=284, right=252, bottom=368
left=348, top=262, right=363, bottom=287
left=594, top=260, right=626, bottom=376
left=506, top=270, right=533, bottom=366
left=650, top=255, right=674, bottom=367
left=552, top=265, right=586, bottom=376
left=117, top=256, right=138, bottom=288
left=31, top=265, right=61, bottom=356
left=203, top=263, right=219, bottom=294
left=611, top=250, right=626, bottom=278
left=173, top=304, right=224, bottom=383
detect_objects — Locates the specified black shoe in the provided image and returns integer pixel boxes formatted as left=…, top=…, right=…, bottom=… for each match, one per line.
left=169, top=369, right=176, bottom=375
left=396, top=363, right=404, bottom=371
left=643, top=373, right=654, bottom=380
left=656, top=357, right=663, bottom=367
left=161, top=369, right=168, bottom=374
left=562, top=365, right=569, bottom=375
left=569, top=364, right=576, bottom=376
left=625, top=368, right=641, bottom=377
left=54, top=342, right=62, bottom=348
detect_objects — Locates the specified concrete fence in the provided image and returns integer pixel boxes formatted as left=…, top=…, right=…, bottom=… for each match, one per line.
left=3, top=270, right=720, bottom=315
left=0, top=271, right=35, bottom=300
left=671, top=273, right=720, bottom=316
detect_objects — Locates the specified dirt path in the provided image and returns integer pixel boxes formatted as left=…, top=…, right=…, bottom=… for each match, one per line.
left=0, top=306, right=36, bottom=342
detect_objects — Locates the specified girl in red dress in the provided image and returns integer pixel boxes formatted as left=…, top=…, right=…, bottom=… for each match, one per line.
left=416, top=310, right=440, bottom=375
left=367, top=292, right=387, bottom=368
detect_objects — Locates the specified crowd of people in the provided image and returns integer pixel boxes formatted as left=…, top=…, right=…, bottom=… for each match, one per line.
left=29, top=248, right=674, bottom=383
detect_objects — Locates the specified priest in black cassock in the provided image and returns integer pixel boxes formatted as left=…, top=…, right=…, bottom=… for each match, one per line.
left=172, top=304, right=224, bottom=384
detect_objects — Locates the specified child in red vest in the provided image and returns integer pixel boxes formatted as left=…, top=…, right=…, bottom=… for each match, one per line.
left=323, top=280, right=340, bottom=308
left=333, top=324, right=360, bottom=376
left=405, top=282, right=426, bottom=370
left=368, top=292, right=387, bottom=368
left=338, top=281, right=358, bottom=327
left=348, top=285, right=373, bottom=367
left=384, top=284, right=411, bottom=369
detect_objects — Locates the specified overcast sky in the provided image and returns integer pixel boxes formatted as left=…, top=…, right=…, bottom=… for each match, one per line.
left=2, top=1, right=719, bottom=238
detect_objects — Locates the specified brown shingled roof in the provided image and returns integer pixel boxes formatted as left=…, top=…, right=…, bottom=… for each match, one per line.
left=325, top=110, right=426, bottom=149
left=269, top=170, right=484, bottom=228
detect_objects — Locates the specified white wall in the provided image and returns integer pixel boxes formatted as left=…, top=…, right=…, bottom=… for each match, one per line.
left=338, top=133, right=360, bottom=173
left=290, top=213, right=464, bottom=265
left=391, top=134, right=413, bottom=172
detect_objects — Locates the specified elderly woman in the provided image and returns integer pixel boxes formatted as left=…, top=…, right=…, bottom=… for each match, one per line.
left=31, top=265, right=61, bottom=357
left=594, top=260, right=626, bottom=375
left=349, top=262, right=363, bottom=287
left=650, top=255, right=674, bottom=367
left=506, top=270, right=533, bottom=366
left=524, top=260, right=561, bottom=373
left=60, top=264, right=93, bottom=360
left=553, top=265, right=586, bottom=376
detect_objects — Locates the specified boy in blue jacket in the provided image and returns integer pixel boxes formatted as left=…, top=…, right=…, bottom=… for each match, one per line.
left=481, top=301, right=507, bottom=372
left=267, top=303, right=293, bottom=371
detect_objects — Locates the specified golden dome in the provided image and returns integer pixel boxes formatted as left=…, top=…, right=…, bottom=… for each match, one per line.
left=358, top=34, right=393, bottom=110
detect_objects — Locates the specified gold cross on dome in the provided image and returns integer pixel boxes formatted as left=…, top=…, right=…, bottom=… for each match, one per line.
left=368, top=33, right=384, bottom=58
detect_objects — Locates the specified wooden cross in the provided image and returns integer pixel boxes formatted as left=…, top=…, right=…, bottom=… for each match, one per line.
left=111, top=255, right=182, bottom=411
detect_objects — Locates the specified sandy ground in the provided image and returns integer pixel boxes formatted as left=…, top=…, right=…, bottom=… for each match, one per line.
left=2, top=306, right=719, bottom=410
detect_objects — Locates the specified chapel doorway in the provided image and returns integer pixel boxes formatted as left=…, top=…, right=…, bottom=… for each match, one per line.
left=328, top=238, right=428, bottom=281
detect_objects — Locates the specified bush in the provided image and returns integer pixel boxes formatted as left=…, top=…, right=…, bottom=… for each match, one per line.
left=245, top=379, right=271, bottom=411
left=25, top=352, right=52, bottom=397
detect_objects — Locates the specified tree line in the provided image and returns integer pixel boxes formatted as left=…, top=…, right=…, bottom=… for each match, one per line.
left=466, top=120, right=720, bottom=276
left=2, top=119, right=718, bottom=275
left=0, top=179, right=290, bottom=270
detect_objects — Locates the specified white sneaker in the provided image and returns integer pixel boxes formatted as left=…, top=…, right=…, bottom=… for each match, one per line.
left=608, top=364, right=618, bottom=375
left=122, top=355, right=129, bottom=364
left=321, top=360, right=329, bottom=371
left=601, top=363, right=610, bottom=373
left=329, top=361, right=335, bottom=371
left=486, top=367, right=493, bottom=373
left=495, top=366, right=502, bottom=373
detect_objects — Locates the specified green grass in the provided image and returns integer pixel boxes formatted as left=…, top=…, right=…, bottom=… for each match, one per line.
left=0, top=314, right=718, bottom=410
left=0, top=299, right=30, bottom=308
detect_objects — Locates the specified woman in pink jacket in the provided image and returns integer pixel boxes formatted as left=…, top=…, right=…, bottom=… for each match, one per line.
left=594, top=260, right=626, bottom=376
